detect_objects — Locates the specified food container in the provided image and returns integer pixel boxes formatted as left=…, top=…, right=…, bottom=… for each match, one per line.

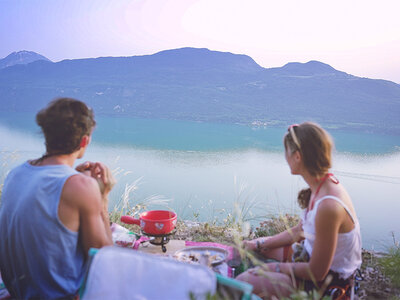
left=174, top=246, right=229, bottom=266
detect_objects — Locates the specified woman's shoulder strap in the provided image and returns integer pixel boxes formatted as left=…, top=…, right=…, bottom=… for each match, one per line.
left=315, top=195, right=356, bottom=224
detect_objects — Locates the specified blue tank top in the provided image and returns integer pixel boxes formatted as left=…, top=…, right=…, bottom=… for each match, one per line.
left=0, top=161, right=87, bottom=299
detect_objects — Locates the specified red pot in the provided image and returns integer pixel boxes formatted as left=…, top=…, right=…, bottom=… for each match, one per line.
left=120, top=210, right=177, bottom=235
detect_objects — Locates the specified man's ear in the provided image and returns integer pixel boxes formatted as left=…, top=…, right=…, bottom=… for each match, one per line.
left=80, top=135, right=90, bottom=148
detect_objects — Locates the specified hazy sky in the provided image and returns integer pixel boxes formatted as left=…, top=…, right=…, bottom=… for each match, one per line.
left=1, top=0, right=400, bottom=83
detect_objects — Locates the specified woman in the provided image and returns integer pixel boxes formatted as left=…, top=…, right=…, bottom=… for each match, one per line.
left=237, top=122, right=362, bottom=299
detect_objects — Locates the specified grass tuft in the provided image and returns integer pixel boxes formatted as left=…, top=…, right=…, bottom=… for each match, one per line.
left=109, top=176, right=171, bottom=234
left=379, top=233, right=400, bottom=288
left=254, top=214, right=300, bottom=237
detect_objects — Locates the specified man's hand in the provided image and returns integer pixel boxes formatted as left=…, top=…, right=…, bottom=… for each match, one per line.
left=76, top=161, right=116, bottom=196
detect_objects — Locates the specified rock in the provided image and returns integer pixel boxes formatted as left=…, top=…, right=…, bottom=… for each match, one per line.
left=183, top=220, right=201, bottom=228
left=366, top=267, right=374, bottom=273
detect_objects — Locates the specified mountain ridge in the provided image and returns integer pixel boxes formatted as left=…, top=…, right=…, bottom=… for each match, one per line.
left=0, top=51, right=51, bottom=69
left=0, top=47, right=399, bottom=134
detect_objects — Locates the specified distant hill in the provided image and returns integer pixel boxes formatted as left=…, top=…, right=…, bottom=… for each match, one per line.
left=0, top=51, right=51, bottom=69
left=0, top=47, right=399, bottom=134
left=270, top=60, right=344, bottom=76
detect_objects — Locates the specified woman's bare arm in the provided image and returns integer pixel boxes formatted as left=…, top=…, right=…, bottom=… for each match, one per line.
left=269, top=199, right=343, bottom=281
left=244, top=222, right=304, bottom=253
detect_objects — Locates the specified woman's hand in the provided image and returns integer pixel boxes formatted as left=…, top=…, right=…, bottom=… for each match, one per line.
left=242, top=239, right=258, bottom=251
left=248, top=262, right=277, bottom=276
left=243, top=237, right=270, bottom=252
left=248, top=262, right=287, bottom=277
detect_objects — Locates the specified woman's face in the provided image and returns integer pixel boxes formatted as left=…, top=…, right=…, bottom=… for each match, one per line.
left=285, top=146, right=301, bottom=175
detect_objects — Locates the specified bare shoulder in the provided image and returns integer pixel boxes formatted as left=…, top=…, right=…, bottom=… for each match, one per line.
left=317, top=187, right=358, bottom=234
left=63, top=173, right=102, bottom=210
left=323, top=182, right=357, bottom=216
left=317, top=197, right=344, bottom=216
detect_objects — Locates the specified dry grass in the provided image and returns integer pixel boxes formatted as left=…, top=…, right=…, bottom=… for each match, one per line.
left=254, top=214, right=300, bottom=237
left=379, top=234, right=400, bottom=289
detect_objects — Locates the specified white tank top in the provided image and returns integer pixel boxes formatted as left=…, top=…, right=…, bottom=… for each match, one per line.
left=301, top=195, right=362, bottom=280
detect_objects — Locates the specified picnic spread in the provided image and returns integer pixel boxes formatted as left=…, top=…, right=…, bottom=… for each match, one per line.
left=77, top=211, right=257, bottom=299
left=78, top=214, right=257, bottom=300
left=115, top=210, right=239, bottom=278
left=0, top=210, right=258, bottom=300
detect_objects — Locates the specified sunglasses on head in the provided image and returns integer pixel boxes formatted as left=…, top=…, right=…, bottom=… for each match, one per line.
left=288, top=124, right=301, bottom=150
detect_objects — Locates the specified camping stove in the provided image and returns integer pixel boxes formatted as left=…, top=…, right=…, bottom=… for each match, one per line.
left=142, top=231, right=175, bottom=253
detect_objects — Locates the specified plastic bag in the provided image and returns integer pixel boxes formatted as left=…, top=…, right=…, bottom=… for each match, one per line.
left=111, top=223, right=137, bottom=248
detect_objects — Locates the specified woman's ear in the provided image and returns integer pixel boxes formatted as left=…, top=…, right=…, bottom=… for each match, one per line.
left=294, top=150, right=302, bottom=162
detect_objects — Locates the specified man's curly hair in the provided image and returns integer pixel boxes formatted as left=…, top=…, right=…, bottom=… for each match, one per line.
left=36, top=98, right=96, bottom=155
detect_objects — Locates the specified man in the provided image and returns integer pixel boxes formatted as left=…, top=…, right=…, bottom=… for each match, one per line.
left=0, top=98, right=114, bottom=299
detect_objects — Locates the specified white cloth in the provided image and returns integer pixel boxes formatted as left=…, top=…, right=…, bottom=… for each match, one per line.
left=302, top=195, right=362, bottom=280
left=82, top=246, right=217, bottom=300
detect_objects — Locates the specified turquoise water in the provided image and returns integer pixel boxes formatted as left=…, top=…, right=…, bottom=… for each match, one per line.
left=1, top=112, right=399, bottom=153
left=84, top=116, right=400, bottom=154
left=0, top=112, right=400, bottom=251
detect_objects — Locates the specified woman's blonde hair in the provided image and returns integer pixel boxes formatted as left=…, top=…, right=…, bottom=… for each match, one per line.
left=284, top=122, right=334, bottom=208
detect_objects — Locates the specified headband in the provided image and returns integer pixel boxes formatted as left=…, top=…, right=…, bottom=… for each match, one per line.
left=288, top=124, right=301, bottom=150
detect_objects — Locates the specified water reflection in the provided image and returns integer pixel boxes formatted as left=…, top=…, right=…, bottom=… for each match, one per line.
left=0, top=125, right=399, bottom=251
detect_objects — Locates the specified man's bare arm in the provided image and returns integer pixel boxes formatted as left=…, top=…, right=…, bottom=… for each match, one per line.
left=76, top=161, right=116, bottom=246
left=63, top=174, right=112, bottom=258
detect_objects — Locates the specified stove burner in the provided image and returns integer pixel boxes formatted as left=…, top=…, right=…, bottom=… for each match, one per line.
left=141, top=231, right=175, bottom=253
left=149, top=236, right=170, bottom=252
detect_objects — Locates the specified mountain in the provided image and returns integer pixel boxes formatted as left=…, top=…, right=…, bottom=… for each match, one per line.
left=0, top=51, right=51, bottom=69
left=149, top=47, right=262, bottom=72
left=269, top=60, right=345, bottom=76
left=0, top=47, right=399, bottom=134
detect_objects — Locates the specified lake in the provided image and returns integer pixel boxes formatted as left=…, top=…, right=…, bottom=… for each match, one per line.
left=0, top=112, right=399, bottom=251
